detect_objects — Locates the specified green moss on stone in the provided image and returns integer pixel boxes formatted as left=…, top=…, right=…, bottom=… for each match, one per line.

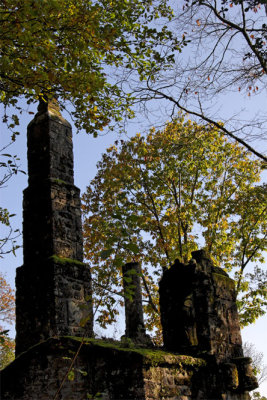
left=50, top=177, right=74, bottom=187
left=212, top=272, right=234, bottom=288
left=211, top=266, right=228, bottom=277
left=66, top=337, right=206, bottom=368
left=51, top=178, right=68, bottom=185
left=49, top=255, right=85, bottom=266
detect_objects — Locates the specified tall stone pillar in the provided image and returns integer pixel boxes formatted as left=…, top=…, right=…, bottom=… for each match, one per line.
left=122, top=262, right=152, bottom=346
left=15, top=98, right=93, bottom=355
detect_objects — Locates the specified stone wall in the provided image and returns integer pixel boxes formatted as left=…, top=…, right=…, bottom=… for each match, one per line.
left=2, top=337, right=253, bottom=400
left=159, top=250, right=243, bottom=362
left=2, top=98, right=258, bottom=399
left=16, top=259, right=93, bottom=356
left=23, top=179, right=83, bottom=263
left=27, top=98, right=74, bottom=186
left=159, top=250, right=258, bottom=396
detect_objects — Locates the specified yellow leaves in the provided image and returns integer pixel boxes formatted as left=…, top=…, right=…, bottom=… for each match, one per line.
left=0, top=273, right=15, bottom=324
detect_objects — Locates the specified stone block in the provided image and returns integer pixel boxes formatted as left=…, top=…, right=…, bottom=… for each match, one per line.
left=159, top=250, right=245, bottom=363
left=16, top=259, right=93, bottom=355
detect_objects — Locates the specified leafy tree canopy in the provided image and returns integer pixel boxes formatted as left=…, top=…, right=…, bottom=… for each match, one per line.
left=82, top=116, right=266, bottom=339
left=0, top=0, right=182, bottom=138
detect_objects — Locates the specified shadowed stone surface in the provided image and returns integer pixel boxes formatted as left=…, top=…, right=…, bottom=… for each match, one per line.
left=1, top=337, right=253, bottom=400
left=15, top=99, right=93, bottom=356
left=23, top=98, right=82, bottom=263
left=159, top=249, right=258, bottom=394
left=122, top=262, right=152, bottom=346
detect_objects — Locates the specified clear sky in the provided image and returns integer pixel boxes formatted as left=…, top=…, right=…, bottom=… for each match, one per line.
left=1, top=96, right=266, bottom=395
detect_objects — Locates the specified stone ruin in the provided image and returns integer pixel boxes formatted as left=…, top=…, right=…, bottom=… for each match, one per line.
left=1, top=100, right=258, bottom=399
left=16, top=98, right=93, bottom=355
left=159, top=251, right=258, bottom=396
left=122, top=261, right=152, bottom=347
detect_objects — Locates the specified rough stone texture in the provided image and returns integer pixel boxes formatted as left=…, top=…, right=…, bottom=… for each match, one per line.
left=159, top=250, right=241, bottom=360
left=23, top=98, right=82, bottom=263
left=23, top=179, right=83, bottom=263
left=1, top=338, right=253, bottom=400
left=16, top=259, right=93, bottom=356
left=122, top=262, right=152, bottom=346
left=15, top=99, right=93, bottom=355
left=159, top=249, right=258, bottom=394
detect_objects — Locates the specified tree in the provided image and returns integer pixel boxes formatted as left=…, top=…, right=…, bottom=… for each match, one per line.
left=0, top=0, right=182, bottom=260
left=131, top=0, right=267, bottom=162
left=243, top=342, right=267, bottom=400
left=0, top=273, right=15, bottom=326
left=0, top=0, right=182, bottom=138
left=251, top=394, right=267, bottom=400
left=0, top=273, right=15, bottom=369
left=82, top=116, right=267, bottom=339
left=243, top=342, right=267, bottom=386
left=0, top=336, right=15, bottom=370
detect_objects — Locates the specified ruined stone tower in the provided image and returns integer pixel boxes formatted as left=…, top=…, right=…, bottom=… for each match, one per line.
left=15, top=98, right=93, bottom=355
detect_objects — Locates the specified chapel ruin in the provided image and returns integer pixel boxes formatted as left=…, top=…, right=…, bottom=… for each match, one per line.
left=1, top=100, right=258, bottom=400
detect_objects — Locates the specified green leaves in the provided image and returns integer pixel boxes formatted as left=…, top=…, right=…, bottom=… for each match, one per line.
left=82, top=115, right=266, bottom=338
left=1, top=0, right=181, bottom=137
left=100, top=249, right=113, bottom=260
left=124, top=243, right=139, bottom=254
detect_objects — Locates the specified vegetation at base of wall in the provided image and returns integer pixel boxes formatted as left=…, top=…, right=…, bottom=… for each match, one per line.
left=0, top=334, right=15, bottom=370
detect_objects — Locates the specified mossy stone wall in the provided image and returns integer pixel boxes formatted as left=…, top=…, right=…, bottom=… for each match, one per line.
left=2, top=337, right=252, bottom=400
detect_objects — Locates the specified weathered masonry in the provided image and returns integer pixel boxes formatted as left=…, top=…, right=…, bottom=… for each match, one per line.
left=1, top=100, right=258, bottom=400
left=159, top=250, right=258, bottom=398
left=15, top=98, right=93, bottom=356
left=122, top=261, right=152, bottom=347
